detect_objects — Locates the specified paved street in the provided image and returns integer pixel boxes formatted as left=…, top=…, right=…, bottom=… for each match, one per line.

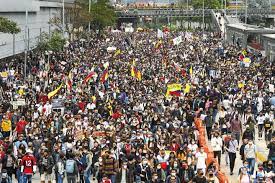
left=219, top=127, right=269, bottom=182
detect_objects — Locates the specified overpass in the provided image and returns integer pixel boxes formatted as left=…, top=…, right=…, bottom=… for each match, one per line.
left=116, top=8, right=275, bottom=18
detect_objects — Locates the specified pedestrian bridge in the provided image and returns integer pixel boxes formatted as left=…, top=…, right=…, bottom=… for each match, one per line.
left=116, top=8, right=275, bottom=18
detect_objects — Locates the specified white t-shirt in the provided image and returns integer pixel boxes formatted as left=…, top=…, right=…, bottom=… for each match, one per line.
left=195, top=152, right=207, bottom=168
left=257, top=115, right=265, bottom=125
left=188, top=143, right=198, bottom=154
left=211, top=137, right=223, bottom=151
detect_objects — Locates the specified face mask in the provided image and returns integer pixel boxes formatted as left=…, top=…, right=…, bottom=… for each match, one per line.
left=259, top=167, right=263, bottom=171
left=174, top=164, right=178, bottom=168
left=157, top=166, right=161, bottom=169
left=143, top=161, right=148, bottom=165
left=123, top=165, right=127, bottom=169
left=171, top=173, right=176, bottom=176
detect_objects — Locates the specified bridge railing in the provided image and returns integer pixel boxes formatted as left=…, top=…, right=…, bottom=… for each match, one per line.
left=116, top=8, right=275, bottom=18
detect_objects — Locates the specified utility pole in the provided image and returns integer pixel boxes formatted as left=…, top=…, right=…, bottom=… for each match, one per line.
left=12, top=34, right=15, bottom=55
left=24, top=10, right=28, bottom=80
left=235, top=0, right=237, bottom=17
left=62, top=0, right=65, bottom=37
left=245, top=0, right=248, bottom=24
left=224, top=0, right=227, bottom=14
left=202, top=0, right=205, bottom=35
left=89, top=0, right=91, bottom=32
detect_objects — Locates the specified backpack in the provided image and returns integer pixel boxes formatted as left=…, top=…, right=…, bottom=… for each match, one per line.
left=66, top=159, right=75, bottom=173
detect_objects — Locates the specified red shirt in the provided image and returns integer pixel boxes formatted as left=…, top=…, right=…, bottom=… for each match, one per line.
left=102, top=179, right=112, bottom=183
left=78, top=102, right=86, bottom=112
left=16, top=120, right=28, bottom=134
left=170, top=143, right=180, bottom=152
left=20, top=154, right=36, bottom=174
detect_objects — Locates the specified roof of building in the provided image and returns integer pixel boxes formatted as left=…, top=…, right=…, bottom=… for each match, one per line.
left=226, top=23, right=275, bottom=34
left=262, top=34, right=275, bottom=39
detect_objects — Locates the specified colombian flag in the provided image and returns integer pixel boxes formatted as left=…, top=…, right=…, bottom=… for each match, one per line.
left=100, top=70, right=108, bottom=83
left=184, top=83, right=191, bottom=93
left=66, top=71, right=72, bottom=90
left=48, top=83, right=63, bottom=99
left=83, top=71, right=95, bottom=84
left=131, top=66, right=142, bottom=81
left=166, top=83, right=182, bottom=97
left=155, top=40, right=162, bottom=49
left=131, top=66, right=137, bottom=77
left=114, top=49, right=121, bottom=57
left=189, top=66, right=193, bottom=76
left=137, top=70, right=142, bottom=81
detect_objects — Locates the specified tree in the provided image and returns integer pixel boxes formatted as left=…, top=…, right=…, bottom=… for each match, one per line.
left=49, top=0, right=91, bottom=40
left=192, top=0, right=221, bottom=9
left=0, top=17, right=20, bottom=34
left=37, top=31, right=65, bottom=52
left=89, top=0, right=117, bottom=34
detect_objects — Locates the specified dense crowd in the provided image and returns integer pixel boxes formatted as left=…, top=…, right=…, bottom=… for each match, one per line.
left=0, top=30, right=274, bottom=183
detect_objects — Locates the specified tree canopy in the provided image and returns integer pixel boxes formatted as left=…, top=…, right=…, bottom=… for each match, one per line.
left=49, top=0, right=116, bottom=39
left=37, top=32, right=65, bottom=52
left=89, top=0, right=117, bottom=32
left=0, top=17, right=20, bottom=34
left=192, top=0, right=221, bottom=9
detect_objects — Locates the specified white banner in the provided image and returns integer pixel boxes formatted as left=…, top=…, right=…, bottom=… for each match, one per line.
left=173, top=36, right=182, bottom=45
left=157, top=29, right=164, bottom=38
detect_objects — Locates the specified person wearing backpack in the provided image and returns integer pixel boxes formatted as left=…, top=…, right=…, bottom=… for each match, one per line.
left=83, top=148, right=93, bottom=183
left=75, top=151, right=86, bottom=183
left=55, top=153, right=65, bottom=183
left=1, top=149, right=16, bottom=182
left=39, top=150, right=55, bottom=183
left=65, top=152, right=78, bottom=183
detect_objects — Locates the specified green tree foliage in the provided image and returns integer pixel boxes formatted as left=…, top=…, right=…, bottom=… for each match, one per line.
left=49, top=0, right=91, bottom=40
left=37, top=32, right=65, bottom=52
left=0, top=17, right=20, bottom=34
left=48, top=32, right=66, bottom=52
left=192, top=0, right=221, bottom=9
left=89, top=0, right=117, bottom=33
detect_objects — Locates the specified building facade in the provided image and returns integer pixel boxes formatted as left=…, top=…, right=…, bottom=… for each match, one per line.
left=0, top=0, right=73, bottom=59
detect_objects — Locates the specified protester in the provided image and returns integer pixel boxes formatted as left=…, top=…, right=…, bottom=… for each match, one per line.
left=0, top=29, right=274, bottom=183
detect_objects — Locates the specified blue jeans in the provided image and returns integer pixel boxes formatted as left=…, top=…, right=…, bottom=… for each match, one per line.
left=22, top=174, right=32, bottom=183
left=110, top=175, right=116, bottom=183
left=84, top=169, right=91, bottom=183
left=16, top=169, right=22, bottom=183
left=135, top=175, right=141, bottom=183
left=57, top=173, right=63, bottom=183
left=247, top=158, right=256, bottom=174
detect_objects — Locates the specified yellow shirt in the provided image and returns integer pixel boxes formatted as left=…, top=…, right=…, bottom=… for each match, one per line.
left=2, top=120, right=11, bottom=132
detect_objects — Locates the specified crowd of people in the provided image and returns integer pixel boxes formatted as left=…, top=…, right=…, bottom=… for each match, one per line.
left=0, top=30, right=274, bottom=183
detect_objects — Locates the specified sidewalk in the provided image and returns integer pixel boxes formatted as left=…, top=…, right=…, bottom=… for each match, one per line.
left=219, top=127, right=269, bottom=183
